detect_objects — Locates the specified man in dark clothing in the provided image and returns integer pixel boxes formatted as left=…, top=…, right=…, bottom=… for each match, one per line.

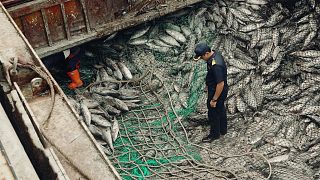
left=194, top=43, right=228, bottom=143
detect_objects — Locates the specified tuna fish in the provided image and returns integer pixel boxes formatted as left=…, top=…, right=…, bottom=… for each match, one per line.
left=111, top=118, right=119, bottom=142
left=117, top=62, right=133, bottom=80
left=102, top=127, right=114, bottom=151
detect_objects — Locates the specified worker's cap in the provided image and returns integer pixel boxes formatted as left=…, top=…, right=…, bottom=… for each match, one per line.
left=193, top=43, right=211, bottom=61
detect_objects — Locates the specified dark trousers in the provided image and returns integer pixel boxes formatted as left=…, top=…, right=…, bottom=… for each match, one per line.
left=207, top=87, right=228, bottom=138
left=42, top=51, right=80, bottom=72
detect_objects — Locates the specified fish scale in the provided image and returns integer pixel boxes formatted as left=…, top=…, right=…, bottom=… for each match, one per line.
left=306, top=122, right=319, bottom=140
left=234, top=48, right=256, bottom=64
left=309, top=14, right=318, bottom=31
left=303, top=31, right=317, bottom=48
left=226, top=10, right=234, bottom=28
left=272, top=46, right=282, bottom=60
left=165, top=29, right=186, bottom=43
left=102, top=127, right=114, bottom=151
left=249, top=28, right=261, bottom=48
left=228, top=57, right=256, bottom=70
left=91, top=114, right=112, bottom=128
left=236, top=94, right=247, bottom=113
left=229, top=8, right=250, bottom=22
left=130, top=26, right=150, bottom=40
left=285, top=120, right=299, bottom=140
left=264, top=11, right=285, bottom=27
left=220, top=6, right=227, bottom=19
left=152, top=39, right=172, bottom=48
left=265, top=118, right=284, bottom=137
left=262, top=52, right=283, bottom=75
left=272, top=28, right=280, bottom=47
left=273, top=167, right=311, bottom=180
left=185, top=35, right=196, bottom=60
left=265, top=137, right=293, bottom=149
left=288, top=161, right=314, bottom=177
left=239, top=22, right=265, bottom=32
left=257, top=143, right=285, bottom=156
left=251, top=77, right=264, bottom=107
left=262, top=79, right=280, bottom=92
left=243, top=86, right=257, bottom=110
left=301, top=105, right=320, bottom=115
left=180, top=26, right=192, bottom=37
left=258, top=42, right=274, bottom=63
left=291, top=50, right=320, bottom=58
left=159, top=34, right=180, bottom=47
left=231, top=17, right=239, bottom=30
left=288, top=30, right=309, bottom=47
left=227, top=66, right=242, bottom=75
left=88, top=125, right=102, bottom=137
left=80, top=100, right=91, bottom=126
left=227, top=95, right=237, bottom=114
left=281, top=25, right=296, bottom=39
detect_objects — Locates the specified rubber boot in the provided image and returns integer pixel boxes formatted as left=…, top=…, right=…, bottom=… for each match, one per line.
left=67, top=69, right=83, bottom=89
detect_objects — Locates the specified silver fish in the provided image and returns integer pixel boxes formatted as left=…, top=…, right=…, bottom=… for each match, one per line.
left=101, top=127, right=114, bottom=151
left=82, top=98, right=100, bottom=109
left=152, top=39, right=173, bottom=47
left=159, top=34, right=180, bottom=47
left=104, top=96, right=129, bottom=112
left=180, top=26, right=192, bottom=37
left=111, top=118, right=119, bottom=142
left=89, top=108, right=105, bottom=115
left=91, top=114, right=112, bottom=128
left=130, top=26, right=150, bottom=40
left=117, top=62, right=133, bottom=80
left=93, top=87, right=120, bottom=97
left=102, top=104, right=121, bottom=115
left=165, top=29, right=186, bottom=43
left=88, top=124, right=102, bottom=137
left=80, top=100, right=91, bottom=126
left=128, top=37, right=148, bottom=45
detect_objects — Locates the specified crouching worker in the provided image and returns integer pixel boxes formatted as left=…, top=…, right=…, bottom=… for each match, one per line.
left=65, top=47, right=83, bottom=89
left=42, top=47, right=83, bottom=89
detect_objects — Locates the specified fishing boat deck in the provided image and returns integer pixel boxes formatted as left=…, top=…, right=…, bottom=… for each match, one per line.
left=0, top=3, right=120, bottom=179
left=0, top=102, right=39, bottom=180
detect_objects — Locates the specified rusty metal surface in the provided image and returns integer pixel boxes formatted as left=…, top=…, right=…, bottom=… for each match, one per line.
left=5, top=0, right=203, bottom=57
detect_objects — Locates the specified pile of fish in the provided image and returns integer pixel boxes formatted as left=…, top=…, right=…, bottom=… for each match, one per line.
left=68, top=58, right=142, bottom=154
left=64, top=0, right=320, bottom=178
left=182, top=0, right=320, bottom=179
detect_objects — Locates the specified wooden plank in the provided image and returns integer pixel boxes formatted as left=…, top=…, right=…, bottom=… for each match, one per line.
left=41, top=8, right=52, bottom=46
left=45, top=5, right=67, bottom=42
left=79, top=0, right=90, bottom=33
left=8, top=0, right=62, bottom=17
left=21, top=10, right=47, bottom=48
left=64, top=0, right=86, bottom=36
left=83, top=0, right=112, bottom=29
left=60, top=2, right=71, bottom=40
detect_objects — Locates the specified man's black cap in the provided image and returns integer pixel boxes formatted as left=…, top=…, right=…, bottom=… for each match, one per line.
left=194, top=43, right=211, bottom=61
